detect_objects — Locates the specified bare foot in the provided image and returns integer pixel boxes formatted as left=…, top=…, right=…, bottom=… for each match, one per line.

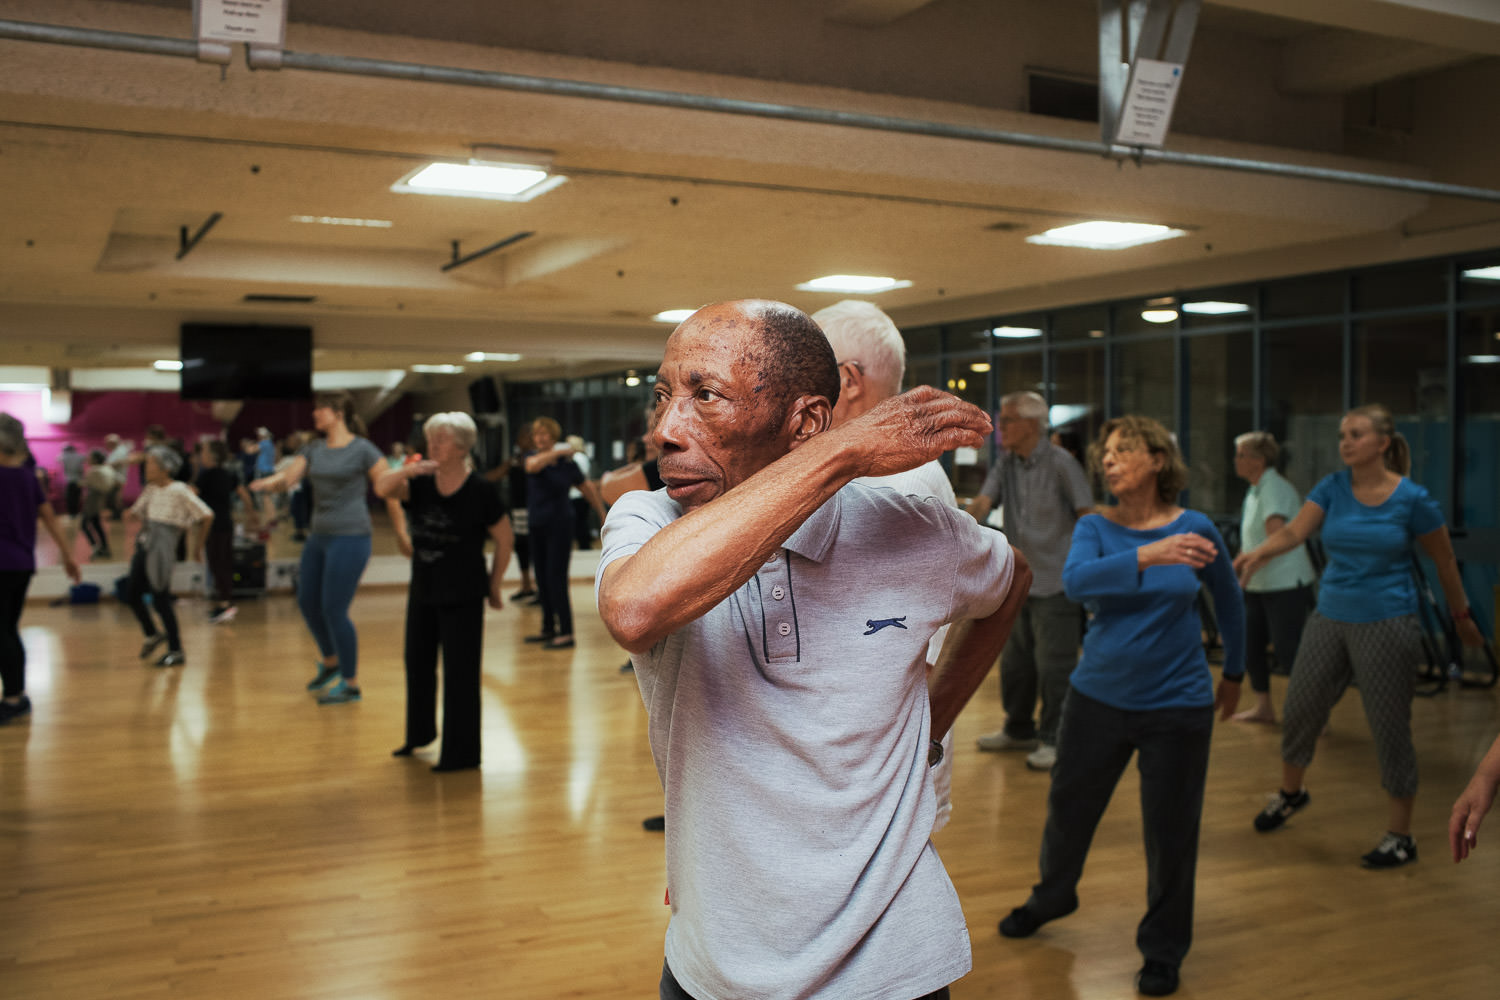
left=1231, top=707, right=1277, bottom=724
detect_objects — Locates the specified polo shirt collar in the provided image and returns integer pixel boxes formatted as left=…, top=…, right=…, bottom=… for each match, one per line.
left=781, top=490, right=841, bottom=564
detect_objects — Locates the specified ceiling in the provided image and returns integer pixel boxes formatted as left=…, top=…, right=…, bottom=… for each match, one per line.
left=1, top=0, right=1498, bottom=391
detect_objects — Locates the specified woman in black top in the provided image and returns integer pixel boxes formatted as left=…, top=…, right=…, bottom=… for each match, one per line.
left=194, top=439, right=257, bottom=624
left=376, top=412, right=513, bottom=772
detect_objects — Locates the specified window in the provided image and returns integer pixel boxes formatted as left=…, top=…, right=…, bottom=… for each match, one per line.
left=1265, top=274, right=1343, bottom=320
left=1263, top=324, right=1343, bottom=493
left=1354, top=260, right=1447, bottom=312
left=1113, top=336, right=1175, bottom=429
left=1353, top=314, right=1447, bottom=500
left=1051, top=345, right=1104, bottom=490
left=1185, top=331, right=1253, bottom=515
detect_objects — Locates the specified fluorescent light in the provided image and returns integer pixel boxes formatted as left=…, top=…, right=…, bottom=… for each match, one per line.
left=153, top=360, right=183, bottom=371
left=795, top=275, right=913, bottom=294
left=1181, top=300, right=1250, bottom=315
left=289, top=215, right=393, bottom=228
left=653, top=309, right=698, bottom=323
left=991, top=326, right=1042, bottom=339
left=1464, top=355, right=1500, bottom=364
left=969, top=362, right=992, bottom=372
left=1461, top=266, right=1500, bottom=282
left=1026, top=221, right=1186, bottom=250
left=1141, top=309, right=1179, bottom=324
left=464, top=352, right=523, bottom=362
left=625, top=375, right=642, bottom=387
left=392, top=159, right=566, bottom=202
left=411, top=364, right=465, bottom=374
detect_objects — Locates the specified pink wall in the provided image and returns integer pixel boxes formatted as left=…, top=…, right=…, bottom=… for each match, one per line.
left=1, top=390, right=415, bottom=505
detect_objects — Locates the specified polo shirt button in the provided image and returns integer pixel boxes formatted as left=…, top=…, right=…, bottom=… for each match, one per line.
left=777, top=622, right=791, bottom=636
left=765, top=552, right=778, bottom=564
left=772, top=586, right=785, bottom=600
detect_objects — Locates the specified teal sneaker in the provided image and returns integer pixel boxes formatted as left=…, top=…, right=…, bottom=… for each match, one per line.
left=306, top=662, right=340, bottom=691
left=317, top=680, right=361, bottom=705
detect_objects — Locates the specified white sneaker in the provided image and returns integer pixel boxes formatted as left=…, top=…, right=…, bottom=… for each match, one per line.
left=1025, top=744, right=1057, bottom=771
left=976, top=730, right=1038, bottom=752
left=209, top=605, right=238, bottom=624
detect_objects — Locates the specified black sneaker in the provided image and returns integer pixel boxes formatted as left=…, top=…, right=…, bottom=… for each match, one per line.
left=1361, top=832, right=1417, bottom=869
left=139, top=633, right=167, bottom=659
left=1253, top=788, right=1310, bottom=832
left=154, top=650, right=185, bottom=667
left=1137, top=960, right=1180, bottom=996
left=998, top=898, right=1077, bottom=938
left=0, top=695, right=32, bottom=724
left=306, top=662, right=341, bottom=691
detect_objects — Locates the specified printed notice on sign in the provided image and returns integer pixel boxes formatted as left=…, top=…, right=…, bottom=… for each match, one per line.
left=1114, top=58, right=1183, bottom=148
left=196, top=0, right=287, bottom=46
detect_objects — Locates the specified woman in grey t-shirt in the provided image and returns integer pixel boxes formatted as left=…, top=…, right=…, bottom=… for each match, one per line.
left=251, top=391, right=386, bottom=704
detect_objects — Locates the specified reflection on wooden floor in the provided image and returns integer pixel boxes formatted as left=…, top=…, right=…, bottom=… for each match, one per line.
left=4, top=581, right=1500, bottom=999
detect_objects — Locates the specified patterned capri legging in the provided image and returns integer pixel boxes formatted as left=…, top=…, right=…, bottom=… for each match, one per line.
left=1281, top=611, right=1422, bottom=799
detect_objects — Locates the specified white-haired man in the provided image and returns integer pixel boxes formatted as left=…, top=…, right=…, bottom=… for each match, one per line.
left=814, top=298, right=959, bottom=828
left=969, top=391, right=1093, bottom=771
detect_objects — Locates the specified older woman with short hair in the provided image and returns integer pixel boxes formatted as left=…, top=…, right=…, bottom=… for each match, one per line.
left=1230, top=431, right=1316, bottom=723
left=377, top=412, right=512, bottom=771
left=999, top=415, right=1244, bottom=999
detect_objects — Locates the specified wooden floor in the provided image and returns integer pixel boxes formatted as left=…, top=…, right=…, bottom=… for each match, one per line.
left=4, top=570, right=1500, bottom=999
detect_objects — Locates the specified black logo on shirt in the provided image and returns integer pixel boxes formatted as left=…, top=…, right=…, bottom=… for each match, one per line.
left=863, top=617, right=908, bottom=635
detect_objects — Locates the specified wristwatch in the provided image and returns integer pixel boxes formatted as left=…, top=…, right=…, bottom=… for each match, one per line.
left=928, top=738, right=944, bottom=768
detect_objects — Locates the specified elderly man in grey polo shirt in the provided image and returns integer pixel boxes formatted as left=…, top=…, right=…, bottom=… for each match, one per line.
left=969, top=391, right=1093, bottom=771
left=598, top=300, right=1030, bottom=1000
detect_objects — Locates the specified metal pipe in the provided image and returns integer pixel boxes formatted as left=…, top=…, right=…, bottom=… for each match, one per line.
left=441, top=231, right=534, bottom=272
left=5, top=16, right=1500, bottom=205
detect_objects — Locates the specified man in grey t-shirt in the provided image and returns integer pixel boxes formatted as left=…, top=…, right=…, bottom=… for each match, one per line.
left=968, top=391, right=1093, bottom=772
left=598, top=300, right=1030, bottom=1000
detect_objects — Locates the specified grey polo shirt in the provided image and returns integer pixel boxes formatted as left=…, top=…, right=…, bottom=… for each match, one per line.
left=598, top=482, right=1015, bottom=1000
left=978, top=440, right=1092, bottom=597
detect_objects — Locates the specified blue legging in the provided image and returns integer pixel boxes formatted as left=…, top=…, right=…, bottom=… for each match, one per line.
left=297, top=533, right=372, bottom=681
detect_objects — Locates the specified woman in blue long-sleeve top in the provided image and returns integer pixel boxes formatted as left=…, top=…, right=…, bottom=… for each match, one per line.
left=998, top=415, right=1244, bottom=999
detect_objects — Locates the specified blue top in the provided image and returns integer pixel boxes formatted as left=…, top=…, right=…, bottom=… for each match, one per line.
left=1064, top=509, right=1245, bottom=711
left=1306, top=469, right=1445, bottom=623
left=526, top=449, right=583, bottom=527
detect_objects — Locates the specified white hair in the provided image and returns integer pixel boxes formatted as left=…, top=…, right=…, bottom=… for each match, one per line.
left=810, top=299, right=906, bottom=399
left=1000, top=390, right=1048, bottom=424
left=422, top=411, right=477, bottom=452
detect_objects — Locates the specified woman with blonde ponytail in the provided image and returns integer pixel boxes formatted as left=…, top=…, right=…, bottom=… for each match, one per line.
left=1234, top=403, right=1484, bottom=868
left=251, top=391, right=386, bottom=704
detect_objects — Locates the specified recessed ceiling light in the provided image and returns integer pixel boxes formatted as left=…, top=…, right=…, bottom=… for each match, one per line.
left=795, top=275, right=913, bottom=294
left=153, top=360, right=183, bottom=371
left=653, top=309, right=697, bottom=323
left=464, top=352, right=523, bottom=362
left=1461, top=266, right=1500, bottom=282
left=969, top=362, right=992, bottom=372
left=1026, top=221, right=1186, bottom=250
left=1141, top=309, right=1179, bottom=324
left=991, top=326, right=1042, bottom=339
left=289, top=215, right=393, bottom=228
left=411, top=364, right=465, bottom=374
left=1465, top=355, right=1500, bottom=364
left=1181, top=300, right=1251, bottom=315
left=392, top=157, right=566, bottom=202
left=1088, top=329, right=1105, bottom=338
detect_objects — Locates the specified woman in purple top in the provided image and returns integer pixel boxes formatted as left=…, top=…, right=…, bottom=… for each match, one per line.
left=0, top=413, right=80, bottom=724
left=1236, top=404, right=1483, bottom=868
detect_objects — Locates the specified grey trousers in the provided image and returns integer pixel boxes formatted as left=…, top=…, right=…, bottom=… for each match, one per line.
left=1000, top=592, right=1084, bottom=745
left=1281, top=611, right=1421, bottom=798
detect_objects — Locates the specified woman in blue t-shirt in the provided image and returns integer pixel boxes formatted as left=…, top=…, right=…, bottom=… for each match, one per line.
left=998, top=415, right=1244, bottom=999
left=1235, top=404, right=1483, bottom=869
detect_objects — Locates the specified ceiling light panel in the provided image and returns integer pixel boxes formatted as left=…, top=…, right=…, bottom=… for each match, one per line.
left=1026, top=221, right=1186, bottom=250
left=392, top=161, right=567, bottom=202
left=795, top=275, right=913, bottom=293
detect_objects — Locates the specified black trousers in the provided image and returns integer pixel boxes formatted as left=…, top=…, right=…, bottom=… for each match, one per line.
left=1027, top=687, right=1213, bottom=968
left=403, top=595, right=485, bottom=768
left=659, top=960, right=950, bottom=1000
left=205, top=528, right=235, bottom=604
left=1244, top=585, right=1313, bottom=692
left=125, top=549, right=181, bottom=652
left=0, top=570, right=33, bottom=698
left=531, top=515, right=574, bottom=636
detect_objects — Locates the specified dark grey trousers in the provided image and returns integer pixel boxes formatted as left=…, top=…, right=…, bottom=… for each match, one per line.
left=999, top=592, right=1083, bottom=744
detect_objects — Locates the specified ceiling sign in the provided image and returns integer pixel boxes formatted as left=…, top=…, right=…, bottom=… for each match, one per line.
left=195, top=0, right=288, bottom=47
left=1114, top=57, right=1183, bottom=148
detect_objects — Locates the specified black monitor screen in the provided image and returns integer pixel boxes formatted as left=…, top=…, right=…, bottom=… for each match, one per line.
left=179, top=324, right=313, bottom=400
